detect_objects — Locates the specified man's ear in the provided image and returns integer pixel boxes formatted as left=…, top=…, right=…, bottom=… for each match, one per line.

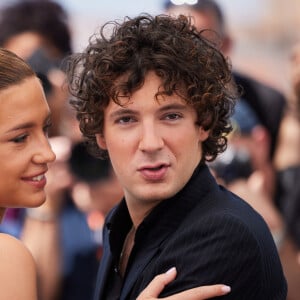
left=96, top=133, right=107, bottom=150
left=199, top=127, right=209, bottom=142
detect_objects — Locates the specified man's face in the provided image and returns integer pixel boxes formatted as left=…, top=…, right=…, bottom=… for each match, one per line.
left=96, top=72, right=208, bottom=215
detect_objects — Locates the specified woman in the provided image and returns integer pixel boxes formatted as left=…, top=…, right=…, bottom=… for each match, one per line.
left=0, top=48, right=230, bottom=300
left=0, top=47, right=56, bottom=300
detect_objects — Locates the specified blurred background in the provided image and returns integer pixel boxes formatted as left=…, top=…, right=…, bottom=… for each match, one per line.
left=1, top=0, right=298, bottom=94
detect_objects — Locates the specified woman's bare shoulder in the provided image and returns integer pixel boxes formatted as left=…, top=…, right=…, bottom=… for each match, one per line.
left=0, top=233, right=37, bottom=300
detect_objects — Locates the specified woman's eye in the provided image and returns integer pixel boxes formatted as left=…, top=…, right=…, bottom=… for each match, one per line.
left=43, top=123, right=52, bottom=136
left=11, top=134, right=28, bottom=143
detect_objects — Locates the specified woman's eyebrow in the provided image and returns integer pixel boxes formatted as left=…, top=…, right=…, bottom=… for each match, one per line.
left=5, top=112, right=52, bottom=133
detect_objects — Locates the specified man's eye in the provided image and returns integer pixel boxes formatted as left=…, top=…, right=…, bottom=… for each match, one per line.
left=11, top=134, right=28, bottom=143
left=165, top=113, right=182, bottom=120
left=117, top=116, right=135, bottom=124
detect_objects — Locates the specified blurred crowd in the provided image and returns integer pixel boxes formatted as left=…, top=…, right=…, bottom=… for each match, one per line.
left=0, top=0, right=299, bottom=299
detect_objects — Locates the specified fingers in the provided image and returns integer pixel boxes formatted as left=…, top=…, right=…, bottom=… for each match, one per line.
left=137, top=267, right=177, bottom=300
left=136, top=267, right=231, bottom=300
left=163, top=285, right=231, bottom=300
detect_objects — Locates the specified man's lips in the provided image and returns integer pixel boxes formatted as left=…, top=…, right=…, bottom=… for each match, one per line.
left=138, top=164, right=170, bottom=181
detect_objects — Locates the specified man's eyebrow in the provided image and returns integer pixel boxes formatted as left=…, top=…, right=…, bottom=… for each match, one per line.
left=108, top=103, right=188, bottom=119
left=108, top=108, right=138, bottom=119
left=157, top=103, right=188, bottom=112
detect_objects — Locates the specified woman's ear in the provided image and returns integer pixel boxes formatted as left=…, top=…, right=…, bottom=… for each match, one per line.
left=96, top=133, right=107, bottom=150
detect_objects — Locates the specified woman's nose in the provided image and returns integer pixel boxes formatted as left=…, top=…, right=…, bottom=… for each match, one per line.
left=33, top=137, right=56, bottom=164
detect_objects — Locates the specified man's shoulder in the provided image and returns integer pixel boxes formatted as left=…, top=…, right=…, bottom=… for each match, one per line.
left=191, top=185, right=274, bottom=240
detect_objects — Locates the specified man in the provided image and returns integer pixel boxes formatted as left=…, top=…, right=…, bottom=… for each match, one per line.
left=66, top=14, right=287, bottom=299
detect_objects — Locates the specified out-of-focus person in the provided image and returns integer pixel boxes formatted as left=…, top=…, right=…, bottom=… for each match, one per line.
left=273, top=41, right=300, bottom=299
left=209, top=99, right=285, bottom=250
left=0, top=0, right=71, bottom=61
left=60, top=141, right=124, bottom=300
left=0, top=0, right=79, bottom=140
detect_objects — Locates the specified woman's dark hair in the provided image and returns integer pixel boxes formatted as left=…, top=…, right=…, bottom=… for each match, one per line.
left=66, top=14, right=238, bottom=161
left=0, top=48, right=35, bottom=90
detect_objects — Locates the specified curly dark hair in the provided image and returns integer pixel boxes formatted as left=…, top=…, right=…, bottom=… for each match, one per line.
left=66, top=14, right=238, bottom=161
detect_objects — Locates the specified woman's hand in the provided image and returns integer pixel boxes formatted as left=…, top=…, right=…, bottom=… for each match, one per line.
left=137, top=267, right=231, bottom=300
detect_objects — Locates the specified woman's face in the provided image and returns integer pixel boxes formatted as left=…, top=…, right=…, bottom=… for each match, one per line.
left=0, top=76, right=56, bottom=208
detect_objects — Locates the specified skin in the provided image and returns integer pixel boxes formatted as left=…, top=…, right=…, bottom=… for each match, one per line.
left=0, top=233, right=38, bottom=300
left=96, top=72, right=209, bottom=227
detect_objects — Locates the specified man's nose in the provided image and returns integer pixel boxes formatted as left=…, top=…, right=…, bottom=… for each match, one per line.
left=138, top=124, right=164, bottom=153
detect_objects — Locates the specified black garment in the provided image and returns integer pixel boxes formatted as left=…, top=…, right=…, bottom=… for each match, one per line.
left=233, top=72, right=286, bottom=158
left=94, top=164, right=287, bottom=300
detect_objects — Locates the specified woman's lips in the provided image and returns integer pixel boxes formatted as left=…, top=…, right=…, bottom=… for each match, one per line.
left=22, top=174, right=47, bottom=189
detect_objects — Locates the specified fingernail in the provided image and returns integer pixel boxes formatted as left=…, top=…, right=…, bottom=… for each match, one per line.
left=221, top=285, right=231, bottom=293
left=165, top=267, right=176, bottom=274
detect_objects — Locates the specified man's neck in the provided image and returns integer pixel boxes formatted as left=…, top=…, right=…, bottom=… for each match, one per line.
left=125, top=197, right=161, bottom=228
